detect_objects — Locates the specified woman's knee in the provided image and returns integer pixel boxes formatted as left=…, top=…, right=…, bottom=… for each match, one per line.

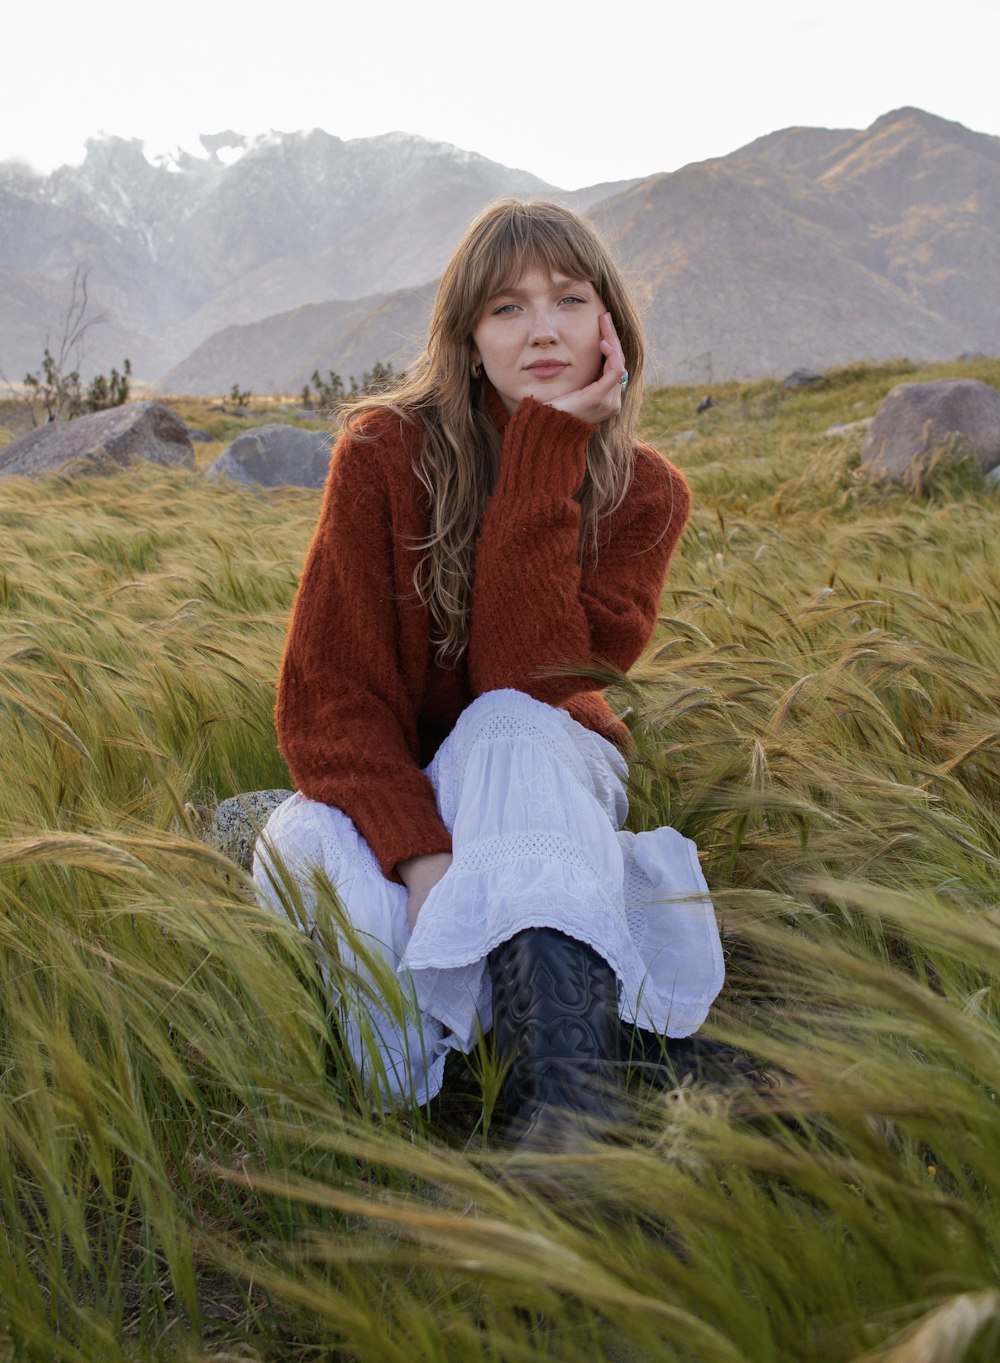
left=429, top=689, right=610, bottom=829
left=450, top=688, right=572, bottom=747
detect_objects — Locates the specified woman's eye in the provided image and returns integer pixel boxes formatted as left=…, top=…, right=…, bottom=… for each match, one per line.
left=560, top=295, right=587, bottom=306
left=492, top=302, right=519, bottom=315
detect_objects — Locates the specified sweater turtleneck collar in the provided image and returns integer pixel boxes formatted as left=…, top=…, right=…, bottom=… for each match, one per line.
left=480, top=381, right=595, bottom=438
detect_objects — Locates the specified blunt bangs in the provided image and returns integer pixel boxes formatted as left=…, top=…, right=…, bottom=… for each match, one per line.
left=463, top=203, right=609, bottom=329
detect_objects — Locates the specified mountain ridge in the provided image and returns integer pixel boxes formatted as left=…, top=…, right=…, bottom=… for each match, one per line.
left=1, top=108, right=996, bottom=392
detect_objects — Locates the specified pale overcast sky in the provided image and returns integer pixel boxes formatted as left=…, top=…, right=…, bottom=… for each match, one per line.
left=3, top=0, right=998, bottom=188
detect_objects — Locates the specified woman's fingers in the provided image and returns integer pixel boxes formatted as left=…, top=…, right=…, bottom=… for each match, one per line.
left=600, top=311, right=627, bottom=379
left=548, top=382, right=617, bottom=422
left=589, top=314, right=627, bottom=410
left=549, top=373, right=622, bottom=422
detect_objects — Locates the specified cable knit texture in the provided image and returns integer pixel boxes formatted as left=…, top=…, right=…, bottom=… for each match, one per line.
left=275, top=390, right=691, bottom=880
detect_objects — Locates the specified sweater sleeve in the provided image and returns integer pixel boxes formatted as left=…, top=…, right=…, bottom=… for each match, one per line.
left=275, top=428, right=452, bottom=881
left=468, top=398, right=691, bottom=704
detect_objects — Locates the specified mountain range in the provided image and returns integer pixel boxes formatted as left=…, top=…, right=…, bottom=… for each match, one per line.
left=1, top=108, right=996, bottom=394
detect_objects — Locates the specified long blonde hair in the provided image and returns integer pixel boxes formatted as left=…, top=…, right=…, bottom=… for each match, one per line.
left=342, top=198, right=646, bottom=662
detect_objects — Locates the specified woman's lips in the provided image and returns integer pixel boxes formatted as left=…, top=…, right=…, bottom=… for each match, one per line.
left=525, top=362, right=568, bottom=378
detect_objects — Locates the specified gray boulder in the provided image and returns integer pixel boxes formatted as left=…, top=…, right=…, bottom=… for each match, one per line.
left=861, top=379, right=1000, bottom=486
left=0, top=402, right=194, bottom=480
left=782, top=368, right=826, bottom=389
left=206, top=423, right=332, bottom=489
left=191, top=789, right=295, bottom=872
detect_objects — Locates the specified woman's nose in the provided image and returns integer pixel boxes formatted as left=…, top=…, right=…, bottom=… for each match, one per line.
left=529, top=309, right=559, bottom=345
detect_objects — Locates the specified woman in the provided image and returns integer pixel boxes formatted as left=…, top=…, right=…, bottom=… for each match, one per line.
left=254, top=199, right=724, bottom=1146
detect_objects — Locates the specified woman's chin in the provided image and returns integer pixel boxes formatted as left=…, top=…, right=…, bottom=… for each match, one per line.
left=523, top=379, right=578, bottom=407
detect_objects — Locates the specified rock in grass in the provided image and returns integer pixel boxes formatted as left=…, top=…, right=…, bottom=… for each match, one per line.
left=196, top=789, right=294, bottom=871
left=0, top=402, right=194, bottom=480
left=206, top=424, right=333, bottom=489
left=782, top=368, right=826, bottom=389
left=823, top=417, right=873, bottom=438
left=861, top=378, right=1000, bottom=486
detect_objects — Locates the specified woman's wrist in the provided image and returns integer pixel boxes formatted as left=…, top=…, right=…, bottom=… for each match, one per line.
left=396, top=851, right=452, bottom=889
left=495, top=399, right=592, bottom=498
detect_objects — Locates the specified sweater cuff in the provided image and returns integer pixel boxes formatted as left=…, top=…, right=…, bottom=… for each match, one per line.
left=495, top=398, right=593, bottom=499
left=294, top=770, right=453, bottom=885
left=365, top=807, right=453, bottom=885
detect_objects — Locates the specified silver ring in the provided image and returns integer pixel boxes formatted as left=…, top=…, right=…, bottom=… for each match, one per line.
left=620, top=369, right=629, bottom=391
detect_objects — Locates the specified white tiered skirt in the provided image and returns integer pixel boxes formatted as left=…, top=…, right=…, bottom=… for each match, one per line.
left=253, top=689, right=724, bottom=1108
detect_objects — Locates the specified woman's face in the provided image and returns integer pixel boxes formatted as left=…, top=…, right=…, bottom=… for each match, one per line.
left=470, top=266, right=607, bottom=414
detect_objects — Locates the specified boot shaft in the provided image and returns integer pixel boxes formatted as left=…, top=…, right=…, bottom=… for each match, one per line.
left=488, top=927, right=626, bottom=1144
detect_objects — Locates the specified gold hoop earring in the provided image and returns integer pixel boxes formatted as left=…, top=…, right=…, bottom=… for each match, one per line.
left=470, top=360, right=482, bottom=380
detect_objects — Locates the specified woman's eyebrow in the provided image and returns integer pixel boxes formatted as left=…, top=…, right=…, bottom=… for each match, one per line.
left=487, top=275, right=591, bottom=301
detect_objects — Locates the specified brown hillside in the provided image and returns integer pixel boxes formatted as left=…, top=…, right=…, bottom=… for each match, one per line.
left=4, top=110, right=996, bottom=393
left=162, top=108, right=994, bottom=392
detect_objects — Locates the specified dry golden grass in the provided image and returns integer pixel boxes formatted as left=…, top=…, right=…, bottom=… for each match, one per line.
left=0, top=360, right=998, bottom=1361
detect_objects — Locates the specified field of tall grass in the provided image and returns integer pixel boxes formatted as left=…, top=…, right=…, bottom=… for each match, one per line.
left=0, top=358, right=998, bottom=1361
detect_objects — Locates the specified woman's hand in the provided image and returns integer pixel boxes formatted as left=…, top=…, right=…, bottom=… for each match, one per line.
left=547, top=312, right=628, bottom=424
left=396, top=851, right=453, bottom=931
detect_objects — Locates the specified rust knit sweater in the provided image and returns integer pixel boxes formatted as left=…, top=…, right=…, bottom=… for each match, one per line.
left=275, top=391, right=692, bottom=881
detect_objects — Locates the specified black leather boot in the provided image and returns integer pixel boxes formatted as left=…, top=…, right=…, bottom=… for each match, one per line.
left=488, top=927, right=629, bottom=1151
left=619, top=1023, right=780, bottom=1098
